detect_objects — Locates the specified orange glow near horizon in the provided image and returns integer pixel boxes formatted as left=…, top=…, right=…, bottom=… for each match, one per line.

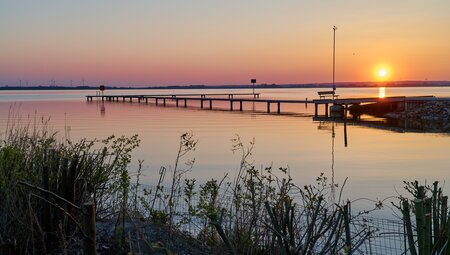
left=1, top=1, right=450, bottom=86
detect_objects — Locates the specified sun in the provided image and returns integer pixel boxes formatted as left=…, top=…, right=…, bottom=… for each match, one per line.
left=374, top=65, right=391, bottom=81
left=378, top=69, right=387, bottom=78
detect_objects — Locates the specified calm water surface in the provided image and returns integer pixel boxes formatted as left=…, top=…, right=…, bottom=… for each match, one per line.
left=1, top=87, right=450, bottom=215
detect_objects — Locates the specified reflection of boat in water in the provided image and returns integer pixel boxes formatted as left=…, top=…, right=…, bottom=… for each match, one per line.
left=317, top=121, right=333, bottom=131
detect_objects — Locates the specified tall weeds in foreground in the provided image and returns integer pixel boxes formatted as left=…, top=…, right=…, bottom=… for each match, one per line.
left=139, top=135, right=373, bottom=254
left=1, top=111, right=374, bottom=254
left=168, top=131, right=197, bottom=229
left=200, top=135, right=371, bottom=254
left=0, top=113, right=140, bottom=254
left=398, top=181, right=450, bottom=255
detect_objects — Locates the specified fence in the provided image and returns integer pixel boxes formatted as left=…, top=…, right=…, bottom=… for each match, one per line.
left=125, top=183, right=411, bottom=254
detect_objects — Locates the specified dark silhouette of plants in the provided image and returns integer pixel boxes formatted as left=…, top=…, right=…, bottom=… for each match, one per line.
left=397, top=181, right=450, bottom=255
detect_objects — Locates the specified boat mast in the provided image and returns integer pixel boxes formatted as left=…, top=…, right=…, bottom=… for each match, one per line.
left=333, top=25, right=337, bottom=99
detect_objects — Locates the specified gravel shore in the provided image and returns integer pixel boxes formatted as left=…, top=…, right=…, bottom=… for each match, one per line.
left=385, top=101, right=450, bottom=132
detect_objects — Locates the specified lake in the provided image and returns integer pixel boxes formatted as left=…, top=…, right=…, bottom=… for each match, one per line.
left=1, top=87, right=450, bottom=215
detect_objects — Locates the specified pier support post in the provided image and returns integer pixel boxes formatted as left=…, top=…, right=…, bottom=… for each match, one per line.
left=129, top=97, right=132, bottom=103
left=146, top=98, right=148, bottom=103
left=267, top=102, right=270, bottom=113
left=163, top=98, right=166, bottom=106
left=184, top=99, right=187, bottom=107
left=176, top=99, right=179, bottom=107
left=325, top=103, right=329, bottom=117
left=277, top=102, right=280, bottom=114
left=230, top=100, right=233, bottom=111
left=122, top=97, right=125, bottom=102
left=209, top=100, right=212, bottom=110
left=239, top=101, right=243, bottom=111
left=314, top=103, right=318, bottom=117
left=156, top=98, right=158, bottom=105
left=201, top=99, right=204, bottom=108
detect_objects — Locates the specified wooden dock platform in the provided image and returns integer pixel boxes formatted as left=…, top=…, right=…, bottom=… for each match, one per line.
left=312, top=96, right=438, bottom=117
left=86, top=93, right=447, bottom=116
left=86, top=93, right=312, bottom=113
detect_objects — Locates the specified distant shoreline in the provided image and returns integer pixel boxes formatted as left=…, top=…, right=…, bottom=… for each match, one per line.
left=1, top=81, right=450, bottom=90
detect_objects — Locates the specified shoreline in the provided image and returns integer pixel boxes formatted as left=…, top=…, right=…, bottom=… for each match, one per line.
left=1, top=81, right=450, bottom=91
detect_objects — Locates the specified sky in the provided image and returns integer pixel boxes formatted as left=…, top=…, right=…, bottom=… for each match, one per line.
left=1, top=0, right=449, bottom=86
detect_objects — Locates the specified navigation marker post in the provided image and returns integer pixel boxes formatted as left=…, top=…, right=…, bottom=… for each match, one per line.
left=99, top=85, right=105, bottom=101
left=251, top=79, right=256, bottom=98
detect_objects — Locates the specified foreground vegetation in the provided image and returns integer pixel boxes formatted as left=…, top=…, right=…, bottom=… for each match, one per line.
left=1, top=115, right=449, bottom=254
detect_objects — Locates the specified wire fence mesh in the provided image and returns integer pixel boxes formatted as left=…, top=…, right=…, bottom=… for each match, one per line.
left=128, top=183, right=411, bottom=255
left=356, top=217, right=408, bottom=255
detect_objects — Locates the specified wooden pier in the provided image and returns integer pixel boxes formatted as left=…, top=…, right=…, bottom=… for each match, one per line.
left=86, top=93, right=312, bottom=113
left=312, top=96, right=438, bottom=117
left=86, top=93, right=447, bottom=116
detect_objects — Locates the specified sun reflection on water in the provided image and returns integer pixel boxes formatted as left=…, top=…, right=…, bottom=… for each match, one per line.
left=378, top=87, right=386, bottom=98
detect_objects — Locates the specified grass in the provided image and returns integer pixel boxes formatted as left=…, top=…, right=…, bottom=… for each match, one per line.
left=0, top=112, right=378, bottom=254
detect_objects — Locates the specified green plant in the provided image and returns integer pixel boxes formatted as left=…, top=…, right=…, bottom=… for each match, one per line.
left=195, top=136, right=372, bottom=254
left=0, top=113, right=141, bottom=254
left=399, top=181, right=450, bottom=255
left=168, top=131, right=197, bottom=229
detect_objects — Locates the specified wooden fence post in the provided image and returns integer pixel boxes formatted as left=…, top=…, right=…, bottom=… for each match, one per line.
left=82, top=202, right=96, bottom=255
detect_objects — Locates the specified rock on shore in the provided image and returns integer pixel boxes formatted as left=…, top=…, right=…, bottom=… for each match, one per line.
left=385, top=101, right=450, bottom=132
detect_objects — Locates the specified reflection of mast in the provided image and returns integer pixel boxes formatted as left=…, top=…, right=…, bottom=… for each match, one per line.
left=344, top=106, right=348, bottom=147
left=331, top=120, right=336, bottom=203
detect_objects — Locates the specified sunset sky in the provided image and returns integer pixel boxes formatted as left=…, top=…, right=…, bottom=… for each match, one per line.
left=1, top=0, right=449, bottom=86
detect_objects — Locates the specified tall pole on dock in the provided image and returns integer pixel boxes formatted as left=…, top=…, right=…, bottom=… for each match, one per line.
left=332, top=26, right=337, bottom=100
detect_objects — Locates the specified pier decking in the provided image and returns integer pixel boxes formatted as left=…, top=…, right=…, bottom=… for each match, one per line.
left=86, top=93, right=311, bottom=113
left=86, top=93, right=447, bottom=116
left=313, top=96, right=438, bottom=117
